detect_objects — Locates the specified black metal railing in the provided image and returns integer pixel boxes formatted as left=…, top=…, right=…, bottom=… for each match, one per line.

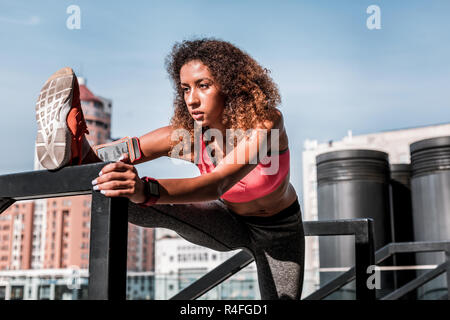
left=0, top=165, right=378, bottom=300
left=172, top=218, right=376, bottom=300
left=302, top=240, right=450, bottom=300
left=0, top=163, right=128, bottom=300
left=3, top=165, right=446, bottom=301
left=377, top=241, right=450, bottom=300
left=173, top=233, right=450, bottom=300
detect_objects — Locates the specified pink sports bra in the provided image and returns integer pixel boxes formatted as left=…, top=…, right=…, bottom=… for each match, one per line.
left=196, top=135, right=290, bottom=203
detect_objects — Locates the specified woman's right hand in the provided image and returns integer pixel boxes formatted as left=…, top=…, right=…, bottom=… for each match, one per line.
left=91, top=153, right=148, bottom=204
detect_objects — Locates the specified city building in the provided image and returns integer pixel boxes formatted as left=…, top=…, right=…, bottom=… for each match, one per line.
left=78, top=77, right=112, bottom=146
left=42, top=197, right=91, bottom=269
left=154, top=229, right=259, bottom=300
left=0, top=268, right=155, bottom=300
left=301, top=122, right=450, bottom=297
left=0, top=201, right=34, bottom=271
left=0, top=268, right=88, bottom=300
left=127, top=226, right=155, bottom=272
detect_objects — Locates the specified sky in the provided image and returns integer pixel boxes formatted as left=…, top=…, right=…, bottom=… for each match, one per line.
left=0, top=0, right=449, bottom=205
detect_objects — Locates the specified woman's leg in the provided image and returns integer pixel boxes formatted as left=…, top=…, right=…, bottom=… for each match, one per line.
left=252, top=231, right=305, bottom=299
left=127, top=200, right=253, bottom=252
left=81, top=138, right=102, bottom=163
left=237, top=200, right=305, bottom=300
left=131, top=198, right=306, bottom=300
left=129, top=199, right=305, bottom=299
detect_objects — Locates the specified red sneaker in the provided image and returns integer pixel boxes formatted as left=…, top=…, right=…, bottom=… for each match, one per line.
left=35, top=67, right=89, bottom=170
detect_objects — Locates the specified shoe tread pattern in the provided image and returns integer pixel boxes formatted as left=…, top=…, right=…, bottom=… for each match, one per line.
left=35, top=72, right=74, bottom=170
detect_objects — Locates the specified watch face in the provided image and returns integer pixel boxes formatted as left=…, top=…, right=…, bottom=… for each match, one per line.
left=149, top=181, right=160, bottom=197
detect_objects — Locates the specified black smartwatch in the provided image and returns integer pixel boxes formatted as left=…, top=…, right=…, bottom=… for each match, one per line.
left=139, top=176, right=160, bottom=207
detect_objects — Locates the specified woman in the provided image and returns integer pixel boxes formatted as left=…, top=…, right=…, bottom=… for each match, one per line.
left=35, top=38, right=305, bottom=300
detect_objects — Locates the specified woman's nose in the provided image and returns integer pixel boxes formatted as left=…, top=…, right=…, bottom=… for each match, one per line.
left=186, top=89, right=200, bottom=106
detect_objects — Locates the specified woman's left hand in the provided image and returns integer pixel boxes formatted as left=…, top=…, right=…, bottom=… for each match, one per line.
left=92, top=153, right=147, bottom=204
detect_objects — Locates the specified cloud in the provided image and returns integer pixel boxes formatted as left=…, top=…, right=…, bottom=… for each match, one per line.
left=0, top=15, right=41, bottom=26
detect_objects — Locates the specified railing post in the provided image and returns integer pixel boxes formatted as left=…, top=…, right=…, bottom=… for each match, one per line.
left=88, top=191, right=129, bottom=300
left=355, top=219, right=376, bottom=300
left=446, top=245, right=450, bottom=300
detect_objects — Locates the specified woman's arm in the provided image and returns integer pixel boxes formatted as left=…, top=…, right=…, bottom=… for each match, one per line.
left=133, top=125, right=175, bottom=164
left=92, top=111, right=283, bottom=204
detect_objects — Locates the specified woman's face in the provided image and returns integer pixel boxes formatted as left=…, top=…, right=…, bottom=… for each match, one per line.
left=180, top=60, right=225, bottom=128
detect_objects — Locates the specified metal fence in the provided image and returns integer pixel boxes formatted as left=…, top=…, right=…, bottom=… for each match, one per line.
left=1, top=164, right=448, bottom=300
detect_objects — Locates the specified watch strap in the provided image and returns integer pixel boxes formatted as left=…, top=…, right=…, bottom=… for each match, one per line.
left=139, top=176, right=160, bottom=207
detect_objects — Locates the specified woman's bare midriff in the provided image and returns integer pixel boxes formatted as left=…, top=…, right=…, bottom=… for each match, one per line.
left=221, top=172, right=298, bottom=217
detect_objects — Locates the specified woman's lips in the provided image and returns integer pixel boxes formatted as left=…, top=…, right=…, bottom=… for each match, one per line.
left=192, top=113, right=204, bottom=120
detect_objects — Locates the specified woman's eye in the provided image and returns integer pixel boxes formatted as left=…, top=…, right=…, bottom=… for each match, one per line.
left=182, top=87, right=189, bottom=93
left=200, top=83, right=209, bottom=88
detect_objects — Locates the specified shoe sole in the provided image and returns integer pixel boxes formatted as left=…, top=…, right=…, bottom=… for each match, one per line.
left=35, top=67, right=75, bottom=170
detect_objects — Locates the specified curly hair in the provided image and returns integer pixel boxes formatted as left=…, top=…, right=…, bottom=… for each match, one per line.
left=164, top=37, right=281, bottom=157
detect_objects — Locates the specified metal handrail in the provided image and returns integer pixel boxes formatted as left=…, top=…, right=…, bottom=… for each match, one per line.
left=378, top=241, right=450, bottom=300
left=309, top=240, right=450, bottom=300
left=306, top=240, right=450, bottom=300
left=12, top=166, right=439, bottom=301
left=0, top=163, right=128, bottom=300
left=172, top=218, right=376, bottom=300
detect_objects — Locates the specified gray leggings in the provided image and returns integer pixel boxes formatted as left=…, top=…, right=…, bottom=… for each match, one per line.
left=127, top=197, right=305, bottom=300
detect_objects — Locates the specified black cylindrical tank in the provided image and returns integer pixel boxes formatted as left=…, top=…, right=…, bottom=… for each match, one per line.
left=410, top=136, right=450, bottom=300
left=316, top=149, right=393, bottom=299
